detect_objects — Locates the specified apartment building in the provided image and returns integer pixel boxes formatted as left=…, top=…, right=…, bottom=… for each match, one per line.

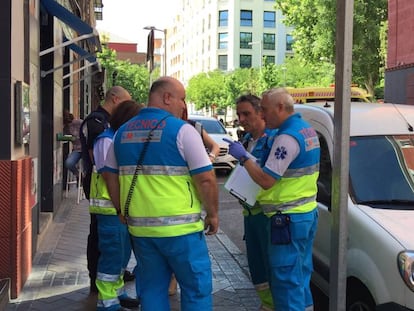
left=167, top=0, right=293, bottom=85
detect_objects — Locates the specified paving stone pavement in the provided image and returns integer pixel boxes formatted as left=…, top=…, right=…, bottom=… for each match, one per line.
left=6, top=189, right=261, bottom=311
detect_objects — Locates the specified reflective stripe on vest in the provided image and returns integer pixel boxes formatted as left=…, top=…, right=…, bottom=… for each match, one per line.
left=89, top=198, right=115, bottom=208
left=283, top=163, right=319, bottom=177
left=89, top=170, right=117, bottom=215
left=119, top=165, right=188, bottom=176
left=115, top=109, right=205, bottom=238
left=127, top=213, right=201, bottom=227
left=97, top=271, right=121, bottom=282
left=261, top=195, right=317, bottom=213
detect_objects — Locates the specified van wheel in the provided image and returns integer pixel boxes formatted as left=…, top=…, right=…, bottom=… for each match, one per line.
left=346, top=280, right=376, bottom=311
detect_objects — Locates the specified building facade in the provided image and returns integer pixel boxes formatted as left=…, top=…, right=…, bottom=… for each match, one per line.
left=0, top=0, right=102, bottom=300
left=167, top=0, right=293, bottom=85
left=385, top=0, right=414, bottom=104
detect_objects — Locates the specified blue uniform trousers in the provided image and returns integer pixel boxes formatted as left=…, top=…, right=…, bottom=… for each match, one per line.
left=267, top=209, right=318, bottom=311
left=96, top=215, right=134, bottom=310
left=131, top=231, right=212, bottom=311
left=244, top=212, right=271, bottom=285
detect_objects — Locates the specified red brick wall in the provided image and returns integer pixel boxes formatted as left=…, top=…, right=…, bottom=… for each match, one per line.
left=107, top=42, right=137, bottom=53
left=387, top=0, right=414, bottom=69
left=0, top=157, right=32, bottom=299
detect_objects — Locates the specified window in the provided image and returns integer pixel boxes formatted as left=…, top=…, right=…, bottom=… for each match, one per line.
left=264, top=55, right=275, bottom=65
left=286, top=34, right=294, bottom=51
left=218, top=32, right=228, bottom=49
left=263, top=11, right=275, bottom=28
left=240, top=32, right=253, bottom=49
left=218, top=55, right=228, bottom=70
left=263, top=33, right=275, bottom=50
left=219, top=10, right=228, bottom=27
left=240, top=10, right=252, bottom=27
left=240, top=54, right=252, bottom=68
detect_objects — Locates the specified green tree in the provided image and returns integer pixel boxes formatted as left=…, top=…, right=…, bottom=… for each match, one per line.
left=275, top=0, right=387, bottom=95
left=225, top=68, right=261, bottom=103
left=186, top=70, right=227, bottom=111
left=97, top=45, right=150, bottom=104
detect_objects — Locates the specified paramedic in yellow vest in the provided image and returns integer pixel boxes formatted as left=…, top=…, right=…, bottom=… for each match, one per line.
left=225, top=87, right=320, bottom=311
left=103, top=76, right=219, bottom=311
left=90, top=100, right=143, bottom=311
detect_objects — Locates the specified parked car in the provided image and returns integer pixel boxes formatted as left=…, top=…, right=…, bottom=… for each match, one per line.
left=188, top=115, right=238, bottom=172
left=296, top=102, right=414, bottom=310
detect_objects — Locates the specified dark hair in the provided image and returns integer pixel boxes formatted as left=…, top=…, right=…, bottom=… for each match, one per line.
left=235, top=94, right=261, bottom=113
left=110, top=100, right=144, bottom=130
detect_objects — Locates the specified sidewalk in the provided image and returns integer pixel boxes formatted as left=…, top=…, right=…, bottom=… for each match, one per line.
left=6, top=189, right=260, bottom=311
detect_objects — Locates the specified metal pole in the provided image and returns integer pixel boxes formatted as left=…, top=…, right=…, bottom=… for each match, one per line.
left=259, top=39, right=262, bottom=69
left=163, top=29, right=167, bottom=76
left=329, top=0, right=354, bottom=310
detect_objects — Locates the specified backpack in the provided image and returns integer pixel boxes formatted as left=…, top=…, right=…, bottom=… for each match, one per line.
left=79, top=110, right=109, bottom=199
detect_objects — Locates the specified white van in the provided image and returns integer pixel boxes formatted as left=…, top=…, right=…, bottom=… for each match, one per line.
left=296, top=102, right=414, bottom=310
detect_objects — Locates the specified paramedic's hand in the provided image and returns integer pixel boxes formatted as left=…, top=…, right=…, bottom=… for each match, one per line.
left=118, top=214, right=127, bottom=224
left=223, top=138, right=247, bottom=161
left=204, top=214, right=219, bottom=235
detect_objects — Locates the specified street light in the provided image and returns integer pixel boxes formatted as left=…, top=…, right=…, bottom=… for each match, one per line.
left=248, top=40, right=262, bottom=69
left=282, top=66, right=287, bottom=86
left=144, top=26, right=167, bottom=76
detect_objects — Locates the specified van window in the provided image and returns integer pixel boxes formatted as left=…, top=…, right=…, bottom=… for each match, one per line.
left=350, top=135, right=414, bottom=209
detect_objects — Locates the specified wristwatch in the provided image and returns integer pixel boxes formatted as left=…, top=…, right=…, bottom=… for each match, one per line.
left=239, top=155, right=250, bottom=166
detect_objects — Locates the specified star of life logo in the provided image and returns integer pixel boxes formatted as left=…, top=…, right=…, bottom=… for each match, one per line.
left=275, top=146, right=287, bottom=160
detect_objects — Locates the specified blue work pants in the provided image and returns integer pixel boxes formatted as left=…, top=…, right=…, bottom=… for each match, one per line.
left=268, top=209, right=318, bottom=311
left=96, top=215, right=132, bottom=310
left=131, top=231, right=212, bottom=311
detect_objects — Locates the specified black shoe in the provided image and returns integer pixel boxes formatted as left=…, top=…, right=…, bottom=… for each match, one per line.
left=119, top=296, right=140, bottom=308
left=123, top=270, right=135, bottom=282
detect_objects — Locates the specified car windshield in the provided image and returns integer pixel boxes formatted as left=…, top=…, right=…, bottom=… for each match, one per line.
left=193, top=119, right=227, bottom=134
left=350, top=135, right=414, bottom=208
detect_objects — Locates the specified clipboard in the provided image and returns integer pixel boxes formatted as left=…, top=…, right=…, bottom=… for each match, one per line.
left=224, top=162, right=261, bottom=207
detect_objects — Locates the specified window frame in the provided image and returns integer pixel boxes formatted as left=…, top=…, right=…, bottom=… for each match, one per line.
left=219, top=10, right=228, bottom=27
left=263, top=11, right=275, bottom=28
left=263, top=33, right=275, bottom=50
left=218, top=32, right=228, bottom=49
left=240, top=32, right=253, bottom=49
left=240, top=54, right=252, bottom=68
left=240, top=10, right=253, bottom=27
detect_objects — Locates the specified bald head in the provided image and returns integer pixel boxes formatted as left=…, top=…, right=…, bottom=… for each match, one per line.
left=260, top=87, right=295, bottom=129
left=102, top=86, right=131, bottom=115
left=148, top=76, right=186, bottom=118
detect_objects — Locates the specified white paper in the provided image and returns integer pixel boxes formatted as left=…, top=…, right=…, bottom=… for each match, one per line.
left=224, top=161, right=261, bottom=207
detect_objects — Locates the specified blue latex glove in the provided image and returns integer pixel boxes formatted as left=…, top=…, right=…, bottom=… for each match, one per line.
left=223, top=138, right=248, bottom=161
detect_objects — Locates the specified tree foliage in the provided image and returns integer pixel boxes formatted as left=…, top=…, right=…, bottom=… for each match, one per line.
left=186, top=70, right=228, bottom=110
left=275, top=0, right=387, bottom=96
left=97, top=45, right=151, bottom=104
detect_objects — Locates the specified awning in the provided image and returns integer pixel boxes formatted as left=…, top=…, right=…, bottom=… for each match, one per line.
left=66, top=39, right=97, bottom=63
left=39, top=0, right=101, bottom=56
